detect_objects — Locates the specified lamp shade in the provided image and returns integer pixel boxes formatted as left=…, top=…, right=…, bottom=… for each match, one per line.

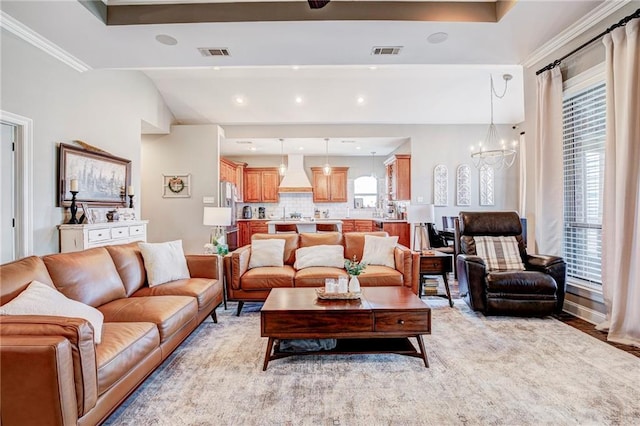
left=203, top=207, right=232, bottom=226
left=407, top=204, right=435, bottom=224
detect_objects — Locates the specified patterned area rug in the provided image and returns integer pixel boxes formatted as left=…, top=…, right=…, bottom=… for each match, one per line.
left=105, top=299, right=640, bottom=425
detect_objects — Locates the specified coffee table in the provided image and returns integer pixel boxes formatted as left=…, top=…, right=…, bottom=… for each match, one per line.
left=260, top=286, right=431, bottom=370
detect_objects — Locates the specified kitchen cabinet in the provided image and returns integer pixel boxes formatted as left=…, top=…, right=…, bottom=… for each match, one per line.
left=355, top=220, right=374, bottom=232
left=238, top=220, right=268, bottom=246
left=381, top=221, right=410, bottom=248
left=220, top=158, right=247, bottom=201
left=243, top=168, right=280, bottom=203
left=58, top=221, right=148, bottom=253
left=311, top=167, right=348, bottom=203
left=384, top=154, right=411, bottom=201
left=341, top=219, right=355, bottom=232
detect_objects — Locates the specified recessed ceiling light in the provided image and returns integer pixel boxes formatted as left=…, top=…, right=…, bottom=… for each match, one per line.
left=234, top=96, right=245, bottom=105
left=357, top=96, right=365, bottom=105
left=356, top=146, right=362, bottom=150
left=427, top=32, right=449, bottom=44
left=369, top=66, right=378, bottom=70
left=249, top=147, right=257, bottom=151
left=292, top=65, right=300, bottom=70
left=213, top=66, right=220, bottom=71
left=298, top=146, right=304, bottom=151
left=295, top=96, right=303, bottom=104
left=155, top=34, right=178, bottom=46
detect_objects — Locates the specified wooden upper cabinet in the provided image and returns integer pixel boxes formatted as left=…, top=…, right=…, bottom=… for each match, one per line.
left=384, top=154, right=411, bottom=201
left=234, top=162, right=247, bottom=202
left=311, top=167, right=348, bottom=203
left=243, top=167, right=280, bottom=203
left=220, top=157, right=236, bottom=184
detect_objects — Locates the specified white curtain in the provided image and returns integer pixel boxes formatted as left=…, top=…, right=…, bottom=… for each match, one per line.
left=534, top=67, right=564, bottom=256
left=598, top=19, right=640, bottom=348
left=518, top=132, right=527, bottom=217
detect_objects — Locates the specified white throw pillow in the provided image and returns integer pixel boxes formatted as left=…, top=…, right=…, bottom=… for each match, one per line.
left=361, top=235, right=398, bottom=269
left=294, top=245, right=345, bottom=270
left=139, top=240, right=190, bottom=287
left=474, top=236, right=525, bottom=272
left=249, top=239, right=286, bottom=269
left=0, top=280, right=104, bottom=344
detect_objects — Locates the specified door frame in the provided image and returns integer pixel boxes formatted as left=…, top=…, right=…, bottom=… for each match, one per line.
left=0, top=110, right=33, bottom=258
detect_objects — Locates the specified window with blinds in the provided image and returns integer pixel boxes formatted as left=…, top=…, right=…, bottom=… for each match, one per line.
left=562, top=81, right=606, bottom=286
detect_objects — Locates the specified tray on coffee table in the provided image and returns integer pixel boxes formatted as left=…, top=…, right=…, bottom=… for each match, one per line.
left=315, top=288, right=361, bottom=300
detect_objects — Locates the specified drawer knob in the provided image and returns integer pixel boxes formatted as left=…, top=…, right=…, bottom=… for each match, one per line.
left=397, top=319, right=405, bottom=325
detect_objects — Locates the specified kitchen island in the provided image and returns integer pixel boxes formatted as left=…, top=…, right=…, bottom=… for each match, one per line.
left=266, top=219, right=343, bottom=233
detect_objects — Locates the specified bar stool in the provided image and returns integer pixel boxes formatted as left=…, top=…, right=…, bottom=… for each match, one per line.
left=275, top=224, right=298, bottom=233
left=316, top=223, right=338, bottom=232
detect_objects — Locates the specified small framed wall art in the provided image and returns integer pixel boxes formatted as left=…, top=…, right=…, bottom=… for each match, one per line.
left=163, top=174, right=191, bottom=198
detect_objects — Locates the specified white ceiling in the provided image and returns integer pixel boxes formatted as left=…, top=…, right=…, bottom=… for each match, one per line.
left=0, top=0, right=607, bottom=155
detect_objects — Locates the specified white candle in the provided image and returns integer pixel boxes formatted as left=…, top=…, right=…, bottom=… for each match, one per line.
left=128, top=185, right=134, bottom=195
left=70, top=179, right=78, bottom=192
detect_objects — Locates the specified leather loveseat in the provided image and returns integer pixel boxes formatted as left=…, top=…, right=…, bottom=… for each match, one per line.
left=456, top=211, right=566, bottom=316
left=0, top=242, right=223, bottom=426
left=224, top=231, right=419, bottom=315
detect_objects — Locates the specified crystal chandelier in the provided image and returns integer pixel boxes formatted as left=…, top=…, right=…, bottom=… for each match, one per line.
left=278, top=138, right=287, bottom=176
left=470, top=74, right=517, bottom=170
left=322, top=138, right=332, bottom=176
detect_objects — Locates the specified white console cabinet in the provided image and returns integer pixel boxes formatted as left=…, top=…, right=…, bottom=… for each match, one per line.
left=58, top=220, right=148, bottom=253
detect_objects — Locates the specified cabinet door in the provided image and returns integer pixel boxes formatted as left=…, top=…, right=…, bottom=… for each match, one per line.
left=250, top=221, right=268, bottom=238
left=383, top=222, right=410, bottom=248
left=329, top=170, right=347, bottom=202
left=312, top=169, right=331, bottom=202
left=261, top=170, right=280, bottom=203
left=243, top=169, right=262, bottom=202
left=355, top=220, right=373, bottom=232
left=235, top=163, right=246, bottom=202
left=238, top=222, right=251, bottom=247
left=341, top=219, right=355, bottom=233
left=395, top=156, right=411, bottom=201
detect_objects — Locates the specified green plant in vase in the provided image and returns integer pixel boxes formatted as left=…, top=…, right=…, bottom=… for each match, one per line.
left=344, top=255, right=367, bottom=292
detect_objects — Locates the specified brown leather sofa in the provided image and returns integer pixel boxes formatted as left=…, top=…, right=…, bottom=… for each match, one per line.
left=456, top=211, right=566, bottom=316
left=0, top=242, right=223, bottom=426
left=224, top=231, right=419, bottom=315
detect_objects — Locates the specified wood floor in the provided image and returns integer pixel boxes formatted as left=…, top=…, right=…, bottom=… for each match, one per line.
left=426, top=275, right=640, bottom=358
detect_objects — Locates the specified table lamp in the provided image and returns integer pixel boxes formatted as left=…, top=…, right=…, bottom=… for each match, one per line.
left=407, top=204, right=435, bottom=254
left=203, top=207, right=232, bottom=246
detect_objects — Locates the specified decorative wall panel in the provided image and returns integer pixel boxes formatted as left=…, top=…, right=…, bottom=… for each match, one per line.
left=480, top=165, right=494, bottom=206
left=434, top=164, right=448, bottom=206
left=456, top=164, right=471, bottom=206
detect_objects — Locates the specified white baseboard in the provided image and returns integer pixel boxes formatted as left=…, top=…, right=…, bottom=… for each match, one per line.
left=563, top=300, right=606, bottom=325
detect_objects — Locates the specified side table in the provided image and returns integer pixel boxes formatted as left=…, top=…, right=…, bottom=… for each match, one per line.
left=419, top=251, right=454, bottom=307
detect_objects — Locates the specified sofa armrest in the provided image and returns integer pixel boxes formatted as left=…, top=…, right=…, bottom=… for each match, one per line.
left=526, top=254, right=567, bottom=313
left=185, top=254, right=219, bottom=280
left=225, top=245, right=251, bottom=290
left=393, top=245, right=418, bottom=294
left=1, top=335, right=79, bottom=425
left=0, top=315, right=98, bottom=418
left=456, top=254, right=488, bottom=312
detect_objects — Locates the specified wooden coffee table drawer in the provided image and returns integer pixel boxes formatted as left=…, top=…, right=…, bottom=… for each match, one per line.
left=262, top=312, right=373, bottom=335
left=420, top=256, right=447, bottom=272
left=374, top=311, right=430, bottom=333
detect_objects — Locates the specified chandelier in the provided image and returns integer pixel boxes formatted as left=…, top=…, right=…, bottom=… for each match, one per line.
left=470, top=74, right=517, bottom=170
left=278, top=138, right=287, bottom=176
left=322, top=138, right=332, bottom=176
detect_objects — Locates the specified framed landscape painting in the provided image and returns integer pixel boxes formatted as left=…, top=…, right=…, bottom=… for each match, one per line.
left=58, top=143, right=131, bottom=207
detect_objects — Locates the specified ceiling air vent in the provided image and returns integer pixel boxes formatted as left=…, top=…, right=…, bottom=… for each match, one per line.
left=198, top=47, right=230, bottom=57
left=371, top=46, right=402, bottom=56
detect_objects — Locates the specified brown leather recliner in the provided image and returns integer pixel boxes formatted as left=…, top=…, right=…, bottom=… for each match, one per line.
left=456, top=211, right=566, bottom=316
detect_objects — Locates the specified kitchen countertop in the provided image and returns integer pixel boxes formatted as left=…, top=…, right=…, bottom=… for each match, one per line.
left=238, top=218, right=407, bottom=223
left=265, top=219, right=343, bottom=225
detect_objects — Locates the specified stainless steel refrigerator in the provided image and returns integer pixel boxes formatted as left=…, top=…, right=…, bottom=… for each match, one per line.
left=219, top=181, right=239, bottom=251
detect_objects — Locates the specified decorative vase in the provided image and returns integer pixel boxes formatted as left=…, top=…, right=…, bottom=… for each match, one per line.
left=348, top=275, right=361, bottom=293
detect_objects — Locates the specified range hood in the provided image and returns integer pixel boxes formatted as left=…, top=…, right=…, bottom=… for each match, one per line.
left=278, top=154, right=313, bottom=193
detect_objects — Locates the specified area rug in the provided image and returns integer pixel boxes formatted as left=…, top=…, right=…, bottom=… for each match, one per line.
left=104, top=299, right=640, bottom=425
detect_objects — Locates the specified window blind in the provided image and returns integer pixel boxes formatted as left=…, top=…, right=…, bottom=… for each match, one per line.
left=562, top=82, right=606, bottom=286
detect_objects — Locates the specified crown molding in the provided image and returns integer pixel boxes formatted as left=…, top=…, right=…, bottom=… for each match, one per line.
left=522, top=0, right=632, bottom=69
left=0, top=11, right=91, bottom=73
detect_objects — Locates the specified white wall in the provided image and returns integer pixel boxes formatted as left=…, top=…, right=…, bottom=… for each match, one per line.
left=223, top=123, right=520, bottom=225
left=0, top=29, right=172, bottom=255
left=141, top=125, right=223, bottom=254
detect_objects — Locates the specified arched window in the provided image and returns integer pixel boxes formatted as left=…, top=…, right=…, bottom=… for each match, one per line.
left=353, top=176, right=378, bottom=208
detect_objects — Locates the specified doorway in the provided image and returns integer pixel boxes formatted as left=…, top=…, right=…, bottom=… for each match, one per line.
left=1, top=122, right=16, bottom=263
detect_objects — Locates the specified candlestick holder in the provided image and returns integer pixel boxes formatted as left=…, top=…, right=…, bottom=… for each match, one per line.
left=68, top=191, right=79, bottom=224
left=128, top=195, right=134, bottom=209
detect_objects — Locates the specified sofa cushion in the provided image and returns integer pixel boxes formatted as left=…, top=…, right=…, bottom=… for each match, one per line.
left=105, top=242, right=147, bottom=296
left=294, top=267, right=347, bottom=287
left=343, top=232, right=388, bottom=262
left=241, top=266, right=295, bottom=290
left=486, top=271, right=557, bottom=296
left=98, top=296, right=197, bottom=342
left=251, top=233, right=299, bottom=265
left=0, top=280, right=105, bottom=343
left=357, top=265, right=404, bottom=287
left=0, top=256, right=54, bottom=305
left=96, top=322, right=160, bottom=395
left=361, top=235, right=398, bottom=269
left=474, top=236, right=525, bottom=272
left=249, top=239, right=285, bottom=269
left=43, top=248, right=126, bottom=308
left=299, top=232, right=343, bottom=247
left=294, top=245, right=344, bottom=270
left=132, top=278, right=220, bottom=311
left=139, top=240, right=190, bottom=287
